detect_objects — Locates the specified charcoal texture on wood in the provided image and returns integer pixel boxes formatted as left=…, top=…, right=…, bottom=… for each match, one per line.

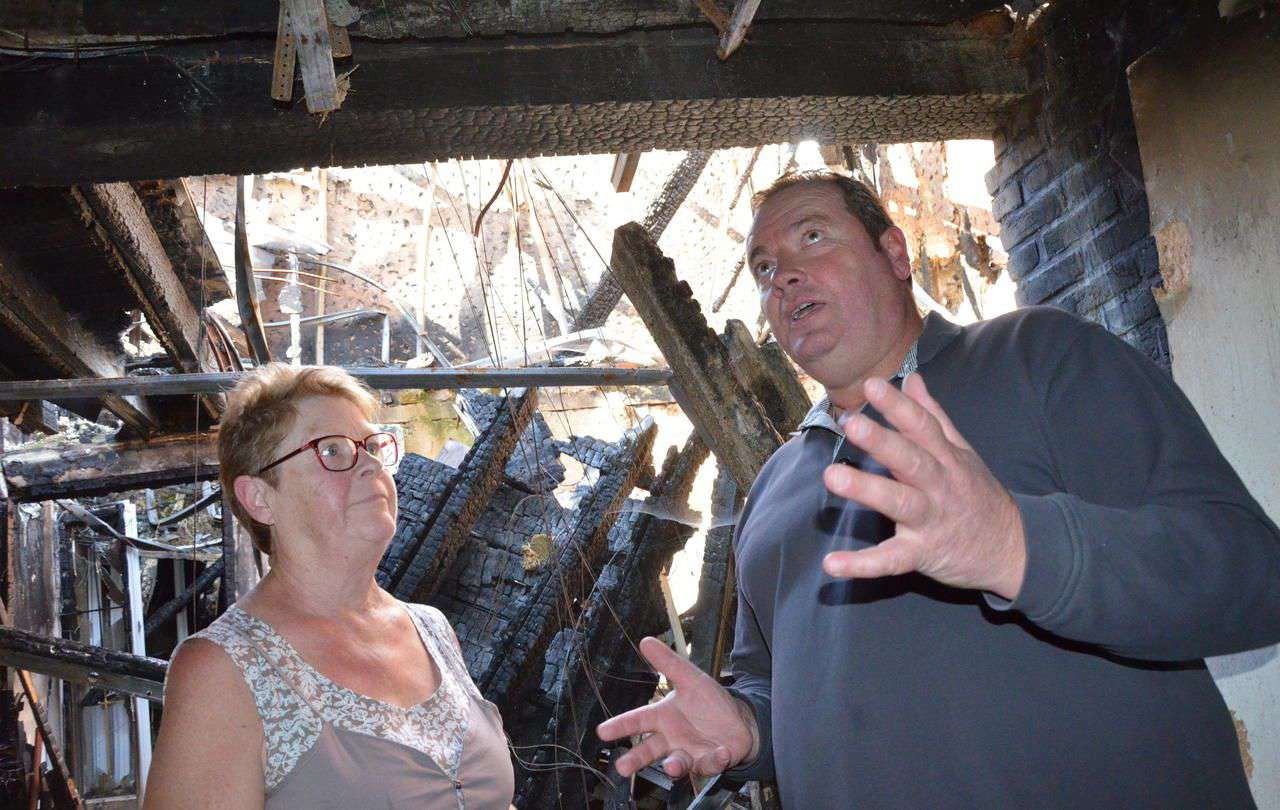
left=0, top=624, right=167, bottom=702
left=458, top=389, right=565, bottom=493
left=463, top=417, right=660, bottom=706
left=516, top=435, right=709, bottom=810
left=378, top=387, right=537, bottom=599
left=0, top=22, right=1023, bottom=186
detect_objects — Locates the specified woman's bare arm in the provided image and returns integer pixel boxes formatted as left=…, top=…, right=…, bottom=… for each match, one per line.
left=143, top=638, right=265, bottom=810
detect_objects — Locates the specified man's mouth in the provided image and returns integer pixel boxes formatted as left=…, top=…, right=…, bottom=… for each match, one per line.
left=791, top=301, right=821, bottom=322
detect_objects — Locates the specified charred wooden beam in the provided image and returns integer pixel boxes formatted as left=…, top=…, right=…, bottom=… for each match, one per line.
left=2, top=432, right=217, bottom=502
left=689, top=467, right=743, bottom=677
left=0, top=624, right=166, bottom=703
left=469, top=420, right=657, bottom=709
left=5, top=1, right=1005, bottom=39
left=610, top=222, right=781, bottom=489
left=131, top=179, right=232, bottom=306
left=0, top=250, right=158, bottom=435
left=518, top=434, right=708, bottom=809
left=70, top=183, right=223, bottom=420
left=380, top=389, right=538, bottom=600
left=144, top=558, right=222, bottom=638
left=71, top=184, right=205, bottom=374
left=234, top=178, right=272, bottom=365
left=572, top=150, right=712, bottom=334
left=722, top=319, right=811, bottom=435
left=0, top=21, right=1023, bottom=186
left=0, top=367, right=671, bottom=400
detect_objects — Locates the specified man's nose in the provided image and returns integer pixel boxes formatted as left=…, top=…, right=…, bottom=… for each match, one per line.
left=770, top=257, right=805, bottom=290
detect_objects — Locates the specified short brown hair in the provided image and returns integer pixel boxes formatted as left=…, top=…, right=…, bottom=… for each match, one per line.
left=751, top=170, right=894, bottom=250
left=218, top=364, right=380, bottom=554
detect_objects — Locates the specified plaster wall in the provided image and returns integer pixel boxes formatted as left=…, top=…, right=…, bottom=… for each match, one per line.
left=1129, top=16, right=1280, bottom=803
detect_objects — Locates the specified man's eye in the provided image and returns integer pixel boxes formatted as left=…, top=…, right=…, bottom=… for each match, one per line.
left=752, top=261, right=774, bottom=278
left=803, top=229, right=822, bottom=243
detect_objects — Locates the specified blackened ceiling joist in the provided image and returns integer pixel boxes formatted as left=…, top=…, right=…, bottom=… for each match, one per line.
left=4, top=0, right=1009, bottom=40
left=0, top=18, right=1025, bottom=187
left=0, top=240, right=160, bottom=435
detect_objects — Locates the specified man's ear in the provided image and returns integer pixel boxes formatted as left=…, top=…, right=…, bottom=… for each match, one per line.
left=233, top=475, right=276, bottom=527
left=879, top=227, right=912, bottom=281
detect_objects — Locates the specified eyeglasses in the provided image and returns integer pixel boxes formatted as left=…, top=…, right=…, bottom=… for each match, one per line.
left=256, top=432, right=401, bottom=475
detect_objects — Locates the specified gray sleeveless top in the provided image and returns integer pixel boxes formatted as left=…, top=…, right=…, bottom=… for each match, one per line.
left=192, top=602, right=515, bottom=809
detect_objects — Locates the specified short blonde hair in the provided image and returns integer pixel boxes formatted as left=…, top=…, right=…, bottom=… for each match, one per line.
left=218, top=364, right=380, bottom=554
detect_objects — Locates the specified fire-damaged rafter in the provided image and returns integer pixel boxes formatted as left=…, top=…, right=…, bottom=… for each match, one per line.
left=145, top=558, right=223, bottom=638
left=2, top=431, right=218, bottom=502
left=70, top=183, right=222, bottom=419
left=0, top=19, right=1024, bottom=187
left=379, top=388, right=539, bottom=600
left=517, top=434, right=709, bottom=809
left=0, top=624, right=167, bottom=703
left=609, top=222, right=782, bottom=490
left=0, top=249, right=158, bottom=435
left=688, top=467, right=744, bottom=678
left=7, top=1, right=1007, bottom=39
left=470, top=419, right=658, bottom=708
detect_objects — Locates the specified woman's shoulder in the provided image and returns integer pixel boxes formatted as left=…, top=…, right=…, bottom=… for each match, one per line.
left=400, top=600, right=450, bottom=635
left=164, top=632, right=258, bottom=720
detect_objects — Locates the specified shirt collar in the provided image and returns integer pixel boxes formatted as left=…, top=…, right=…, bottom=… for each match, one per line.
left=795, top=312, right=962, bottom=436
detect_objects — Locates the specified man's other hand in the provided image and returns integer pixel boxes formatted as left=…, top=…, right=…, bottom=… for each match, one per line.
left=596, top=637, right=759, bottom=779
left=822, top=373, right=1028, bottom=601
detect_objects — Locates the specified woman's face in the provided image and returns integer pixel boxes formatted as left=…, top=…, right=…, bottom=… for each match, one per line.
left=262, top=394, right=399, bottom=557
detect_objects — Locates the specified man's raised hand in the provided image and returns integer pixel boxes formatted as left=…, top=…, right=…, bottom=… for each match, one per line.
left=596, top=637, right=758, bottom=779
left=822, top=373, right=1028, bottom=600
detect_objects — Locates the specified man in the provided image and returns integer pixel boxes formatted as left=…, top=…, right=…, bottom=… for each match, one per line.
left=598, top=171, right=1280, bottom=807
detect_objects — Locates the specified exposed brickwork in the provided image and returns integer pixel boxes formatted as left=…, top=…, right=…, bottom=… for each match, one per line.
left=987, top=0, right=1190, bottom=368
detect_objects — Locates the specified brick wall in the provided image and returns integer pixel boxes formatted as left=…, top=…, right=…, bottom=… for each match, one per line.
left=987, top=0, right=1189, bottom=368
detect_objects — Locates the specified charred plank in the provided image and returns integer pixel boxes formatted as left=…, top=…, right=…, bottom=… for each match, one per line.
left=609, top=223, right=781, bottom=489
left=2, top=432, right=218, bottom=502
left=0, top=624, right=166, bottom=703
left=517, top=434, right=709, bottom=809
left=381, top=388, right=538, bottom=600
left=0, top=22, right=1023, bottom=186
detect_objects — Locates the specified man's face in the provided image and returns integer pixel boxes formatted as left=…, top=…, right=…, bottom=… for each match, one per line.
left=747, top=181, right=913, bottom=392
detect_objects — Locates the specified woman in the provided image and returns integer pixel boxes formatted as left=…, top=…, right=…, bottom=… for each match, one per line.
left=145, top=364, right=515, bottom=809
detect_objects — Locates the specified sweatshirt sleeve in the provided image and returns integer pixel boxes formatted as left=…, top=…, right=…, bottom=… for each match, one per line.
left=990, top=318, right=1280, bottom=661
left=723, top=587, right=775, bottom=782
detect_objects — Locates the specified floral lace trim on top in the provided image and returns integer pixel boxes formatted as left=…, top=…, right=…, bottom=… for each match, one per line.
left=193, top=602, right=472, bottom=793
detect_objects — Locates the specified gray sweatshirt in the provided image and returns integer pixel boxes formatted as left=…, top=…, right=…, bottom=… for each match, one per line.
left=727, top=307, right=1277, bottom=808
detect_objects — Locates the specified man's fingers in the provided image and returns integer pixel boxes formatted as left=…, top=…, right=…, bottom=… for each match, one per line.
left=614, top=732, right=672, bottom=778
left=824, top=464, right=928, bottom=525
left=823, top=540, right=917, bottom=579
left=842, top=412, right=942, bottom=488
left=903, top=373, right=972, bottom=450
left=692, top=746, right=734, bottom=777
left=637, top=635, right=699, bottom=686
left=863, top=377, right=950, bottom=455
left=597, top=702, right=661, bottom=742
left=662, top=749, right=694, bottom=779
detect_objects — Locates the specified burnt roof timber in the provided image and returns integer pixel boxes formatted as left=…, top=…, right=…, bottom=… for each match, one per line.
left=0, top=19, right=1024, bottom=187
left=2, top=431, right=218, bottom=502
left=70, top=183, right=222, bottom=420
left=4, top=1, right=1009, bottom=40
left=0, top=367, right=673, bottom=400
left=0, top=248, right=160, bottom=434
left=0, top=624, right=166, bottom=702
left=131, top=179, right=232, bottom=306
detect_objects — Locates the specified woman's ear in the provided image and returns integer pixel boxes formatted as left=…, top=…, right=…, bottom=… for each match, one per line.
left=233, top=475, right=276, bottom=527
left=879, top=226, right=913, bottom=282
